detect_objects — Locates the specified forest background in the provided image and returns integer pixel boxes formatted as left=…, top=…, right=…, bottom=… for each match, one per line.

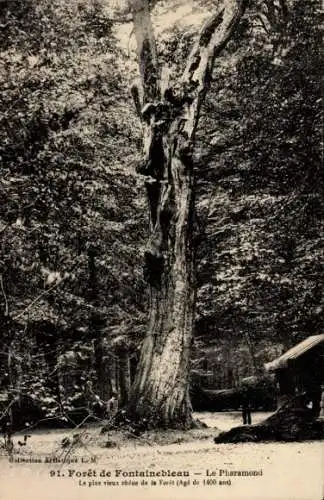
left=0, top=0, right=322, bottom=426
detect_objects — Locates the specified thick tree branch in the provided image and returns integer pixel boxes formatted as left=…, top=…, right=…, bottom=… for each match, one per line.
left=130, top=1, right=164, bottom=235
left=130, top=0, right=160, bottom=105
left=180, top=0, right=247, bottom=141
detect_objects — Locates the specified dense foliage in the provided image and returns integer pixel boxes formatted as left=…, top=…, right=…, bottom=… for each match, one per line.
left=0, top=0, right=146, bottom=423
left=194, top=0, right=322, bottom=384
left=0, top=0, right=322, bottom=424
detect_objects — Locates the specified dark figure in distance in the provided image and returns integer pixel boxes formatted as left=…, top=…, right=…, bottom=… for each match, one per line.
left=242, top=394, right=252, bottom=425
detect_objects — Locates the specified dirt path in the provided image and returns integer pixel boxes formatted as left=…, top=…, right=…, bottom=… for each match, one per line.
left=0, top=413, right=322, bottom=500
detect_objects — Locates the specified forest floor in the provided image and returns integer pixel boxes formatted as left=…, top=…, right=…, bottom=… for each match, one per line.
left=0, top=412, right=322, bottom=500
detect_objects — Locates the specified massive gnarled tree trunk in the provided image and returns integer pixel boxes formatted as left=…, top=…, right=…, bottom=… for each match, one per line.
left=127, top=0, right=247, bottom=428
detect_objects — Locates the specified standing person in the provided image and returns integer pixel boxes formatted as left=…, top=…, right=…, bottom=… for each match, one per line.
left=319, top=385, right=324, bottom=418
left=242, top=393, right=252, bottom=425
left=106, top=391, right=119, bottom=420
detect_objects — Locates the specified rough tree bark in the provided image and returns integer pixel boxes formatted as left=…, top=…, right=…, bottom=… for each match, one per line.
left=126, top=0, right=247, bottom=428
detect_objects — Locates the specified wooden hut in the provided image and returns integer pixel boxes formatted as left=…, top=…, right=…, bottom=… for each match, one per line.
left=265, top=334, right=324, bottom=416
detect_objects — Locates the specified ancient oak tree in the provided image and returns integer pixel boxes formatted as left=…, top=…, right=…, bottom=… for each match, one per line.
left=127, top=0, right=247, bottom=428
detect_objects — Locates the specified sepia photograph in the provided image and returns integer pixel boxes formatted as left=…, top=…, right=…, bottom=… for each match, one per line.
left=0, top=0, right=323, bottom=499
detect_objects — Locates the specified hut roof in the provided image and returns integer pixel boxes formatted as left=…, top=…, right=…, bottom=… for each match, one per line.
left=264, top=334, right=324, bottom=372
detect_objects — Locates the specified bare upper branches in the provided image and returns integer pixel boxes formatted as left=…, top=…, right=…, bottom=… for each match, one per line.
left=130, top=0, right=248, bottom=133
left=177, top=0, right=247, bottom=142
left=182, top=0, right=247, bottom=94
left=130, top=0, right=160, bottom=105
